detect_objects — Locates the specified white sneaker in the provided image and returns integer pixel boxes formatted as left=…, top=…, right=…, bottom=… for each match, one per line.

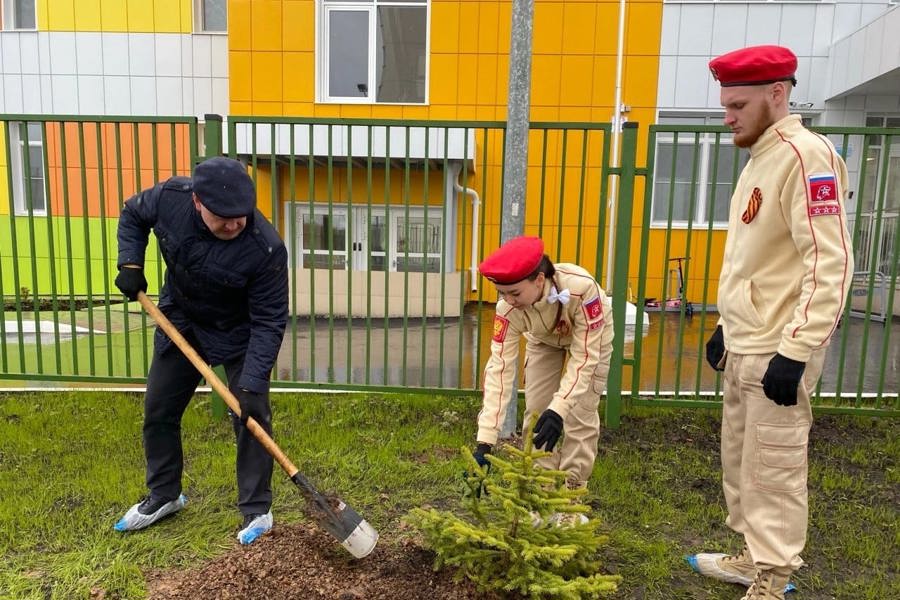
left=114, top=494, right=187, bottom=531
left=551, top=512, right=589, bottom=527
left=237, top=511, right=273, bottom=545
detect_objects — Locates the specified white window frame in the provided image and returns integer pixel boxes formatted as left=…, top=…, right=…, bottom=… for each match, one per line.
left=193, top=0, right=227, bottom=34
left=285, top=202, right=443, bottom=272
left=8, top=122, right=47, bottom=216
left=317, top=0, right=430, bottom=105
left=2, top=0, right=37, bottom=30
left=651, top=115, right=746, bottom=230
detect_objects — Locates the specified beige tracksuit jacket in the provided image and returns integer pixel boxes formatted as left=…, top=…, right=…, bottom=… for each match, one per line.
left=477, top=264, right=613, bottom=446
left=718, top=114, right=854, bottom=361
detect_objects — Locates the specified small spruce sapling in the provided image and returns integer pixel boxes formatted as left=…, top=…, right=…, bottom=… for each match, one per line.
left=405, top=417, right=621, bottom=599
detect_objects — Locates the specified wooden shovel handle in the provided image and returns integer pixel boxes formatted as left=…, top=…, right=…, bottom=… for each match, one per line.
left=136, top=291, right=299, bottom=478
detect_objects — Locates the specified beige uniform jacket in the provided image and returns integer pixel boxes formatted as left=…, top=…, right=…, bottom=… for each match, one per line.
left=718, top=115, right=854, bottom=362
left=477, top=264, right=612, bottom=445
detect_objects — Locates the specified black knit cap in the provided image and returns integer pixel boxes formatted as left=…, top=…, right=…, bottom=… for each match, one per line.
left=192, top=157, right=256, bottom=218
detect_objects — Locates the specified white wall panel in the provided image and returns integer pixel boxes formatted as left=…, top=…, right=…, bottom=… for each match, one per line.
left=19, top=33, right=39, bottom=74
left=656, top=56, right=677, bottom=108
left=22, top=74, right=41, bottom=110
left=865, top=95, right=900, bottom=112
left=674, top=56, right=710, bottom=108
left=130, top=77, right=157, bottom=114
left=808, top=56, right=829, bottom=105
left=710, top=4, right=748, bottom=55
left=861, top=18, right=884, bottom=84
left=128, top=34, right=156, bottom=77
left=75, top=33, right=104, bottom=76
left=1, top=34, right=21, bottom=73
left=182, top=78, right=195, bottom=116
left=211, top=77, right=229, bottom=115
left=77, top=75, right=106, bottom=114
left=102, top=34, right=130, bottom=76
left=39, top=75, right=53, bottom=112
left=49, top=33, right=77, bottom=75
left=156, top=76, right=184, bottom=115
left=830, top=38, right=850, bottom=95
left=745, top=5, right=781, bottom=47
left=3, top=74, right=23, bottom=112
left=812, top=4, right=836, bottom=55
left=104, top=75, right=132, bottom=115
left=181, top=36, right=193, bottom=78
left=38, top=34, right=50, bottom=73
left=660, top=6, right=680, bottom=55
left=155, top=34, right=182, bottom=77
left=779, top=5, right=816, bottom=57
left=193, top=77, right=213, bottom=115
left=192, top=35, right=211, bottom=78
left=50, top=75, right=78, bottom=113
left=678, top=6, right=714, bottom=56
left=833, top=3, right=863, bottom=40
left=210, top=36, right=228, bottom=78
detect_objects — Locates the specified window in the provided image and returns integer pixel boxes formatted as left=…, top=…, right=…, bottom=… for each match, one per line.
left=651, top=115, right=748, bottom=228
left=288, top=204, right=443, bottom=271
left=2, top=0, right=37, bottom=29
left=320, top=0, right=429, bottom=104
left=8, top=122, right=46, bottom=216
left=194, top=0, right=226, bottom=33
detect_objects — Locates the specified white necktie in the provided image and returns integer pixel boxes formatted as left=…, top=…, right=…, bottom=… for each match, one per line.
left=547, top=286, right=570, bottom=305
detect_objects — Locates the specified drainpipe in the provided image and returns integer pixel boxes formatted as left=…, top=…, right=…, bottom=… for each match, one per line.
left=450, top=161, right=481, bottom=291
left=605, top=0, right=627, bottom=291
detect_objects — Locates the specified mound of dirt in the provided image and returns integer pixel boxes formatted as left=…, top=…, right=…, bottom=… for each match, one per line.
left=146, top=523, right=499, bottom=600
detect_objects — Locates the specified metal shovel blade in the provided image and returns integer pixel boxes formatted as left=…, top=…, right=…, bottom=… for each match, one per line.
left=291, top=472, right=379, bottom=559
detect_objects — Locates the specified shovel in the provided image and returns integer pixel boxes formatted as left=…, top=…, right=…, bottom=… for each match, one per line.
left=136, top=291, right=379, bottom=559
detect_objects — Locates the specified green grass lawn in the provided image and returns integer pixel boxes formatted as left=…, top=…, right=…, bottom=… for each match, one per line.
left=0, top=391, right=896, bottom=599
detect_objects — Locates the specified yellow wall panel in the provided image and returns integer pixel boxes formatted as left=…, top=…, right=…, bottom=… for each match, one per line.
left=625, top=55, right=661, bottom=108
left=74, top=0, right=102, bottom=31
left=531, top=55, right=561, bottom=106
left=591, top=55, right=617, bottom=107
left=127, top=0, right=156, bottom=32
left=429, top=54, right=460, bottom=105
left=230, top=51, right=253, bottom=102
left=562, top=3, right=596, bottom=55
left=283, top=1, right=315, bottom=52
left=532, top=2, right=563, bottom=55
left=47, top=0, right=75, bottom=30
left=252, top=101, right=284, bottom=115
left=100, top=0, right=128, bottom=30
left=430, top=2, right=460, bottom=54
left=456, top=54, right=478, bottom=105
left=475, top=54, right=498, bottom=107
left=37, top=0, right=49, bottom=30
left=627, top=2, right=663, bottom=56
left=252, top=0, right=284, bottom=51
left=284, top=102, right=315, bottom=116
left=594, top=3, right=620, bottom=55
left=154, top=0, right=186, bottom=33
left=457, top=4, right=479, bottom=54
left=559, top=55, right=594, bottom=107
left=283, top=52, right=315, bottom=103
left=477, top=2, right=499, bottom=53
left=251, top=52, right=283, bottom=102
left=230, top=0, right=253, bottom=50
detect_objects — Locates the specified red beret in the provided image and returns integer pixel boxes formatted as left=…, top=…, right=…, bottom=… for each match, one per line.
left=479, top=237, right=545, bottom=285
left=709, top=45, right=797, bottom=87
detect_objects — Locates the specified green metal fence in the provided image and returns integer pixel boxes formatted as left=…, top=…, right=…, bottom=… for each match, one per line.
left=0, top=113, right=896, bottom=421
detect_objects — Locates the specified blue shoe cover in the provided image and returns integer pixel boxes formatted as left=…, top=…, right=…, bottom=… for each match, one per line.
left=114, top=494, right=187, bottom=531
left=237, top=511, right=273, bottom=545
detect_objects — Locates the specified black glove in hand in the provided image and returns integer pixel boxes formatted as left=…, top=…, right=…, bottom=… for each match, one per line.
left=532, top=409, right=564, bottom=452
left=761, top=353, right=806, bottom=407
left=705, top=325, right=726, bottom=371
left=115, top=267, right=147, bottom=301
left=472, top=443, right=492, bottom=471
left=235, top=388, right=265, bottom=425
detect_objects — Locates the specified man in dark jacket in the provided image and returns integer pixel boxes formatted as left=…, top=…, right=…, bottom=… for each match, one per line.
left=112, top=157, right=288, bottom=545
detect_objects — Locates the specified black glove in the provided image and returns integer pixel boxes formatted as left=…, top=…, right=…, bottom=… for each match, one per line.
left=705, top=325, right=726, bottom=371
left=235, top=388, right=266, bottom=425
left=532, top=409, right=564, bottom=452
left=761, top=353, right=806, bottom=407
left=115, top=266, right=147, bottom=301
left=472, top=443, right=492, bottom=471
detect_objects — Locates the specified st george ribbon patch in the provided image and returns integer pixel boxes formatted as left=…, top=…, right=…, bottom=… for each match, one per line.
left=742, top=187, right=762, bottom=224
left=492, top=315, right=510, bottom=342
left=809, top=173, right=838, bottom=202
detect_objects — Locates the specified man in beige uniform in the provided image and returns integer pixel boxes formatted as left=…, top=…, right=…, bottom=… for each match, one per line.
left=687, top=46, right=854, bottom=600
left=472, top=236, right=614, bottom=524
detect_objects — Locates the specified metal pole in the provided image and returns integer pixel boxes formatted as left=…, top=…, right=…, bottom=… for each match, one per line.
left=499, top=0, right=535, bottom=438
left=604, top=0, right=628, bottom=291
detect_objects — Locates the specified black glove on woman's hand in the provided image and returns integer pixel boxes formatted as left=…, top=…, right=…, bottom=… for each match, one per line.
left=472, top=443, right=493, bottom=470
left=532, top=409, right=564, bottom=452
left=761, top=353, right=806, bottom=407
left=705, top=325, right=726, bottom=371
left=115, top=267, right=147, bottom=301
left=235, top=388, right=265, bottom=425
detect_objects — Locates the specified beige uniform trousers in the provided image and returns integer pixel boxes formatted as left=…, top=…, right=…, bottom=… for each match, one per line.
left=523, top=337, right=612, bottom=487
left=721, top=347, right=826, bottom=571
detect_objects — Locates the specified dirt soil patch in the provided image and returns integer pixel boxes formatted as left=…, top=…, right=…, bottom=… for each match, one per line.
left=146, top=524, right=501, bottom=600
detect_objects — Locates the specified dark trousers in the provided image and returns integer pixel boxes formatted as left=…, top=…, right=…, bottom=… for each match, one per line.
left=143, top=340, right=274, bottom=516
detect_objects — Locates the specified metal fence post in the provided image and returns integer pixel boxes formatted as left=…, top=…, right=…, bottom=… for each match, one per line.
left=605, top=122, right=638, bottom=429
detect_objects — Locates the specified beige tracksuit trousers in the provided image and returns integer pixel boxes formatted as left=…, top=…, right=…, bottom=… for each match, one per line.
left=523, top=337, right=612, bottom=487
left=721, top=347, right=827, bottom=571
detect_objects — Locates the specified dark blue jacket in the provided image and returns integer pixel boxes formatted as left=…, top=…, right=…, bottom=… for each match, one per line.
left=117, top=176, right=288, bottom=393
